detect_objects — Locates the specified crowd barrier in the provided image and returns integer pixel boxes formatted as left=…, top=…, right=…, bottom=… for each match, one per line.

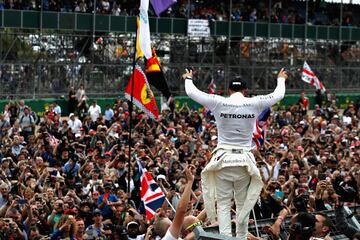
left=0, top=93, right=359, bottom=117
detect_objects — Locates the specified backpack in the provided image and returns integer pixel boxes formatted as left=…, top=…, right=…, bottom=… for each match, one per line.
left=20, top=115, right=33, bottom=125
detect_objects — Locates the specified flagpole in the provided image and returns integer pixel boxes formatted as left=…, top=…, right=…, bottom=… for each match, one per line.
left=127, top=14, right=139, bottom=203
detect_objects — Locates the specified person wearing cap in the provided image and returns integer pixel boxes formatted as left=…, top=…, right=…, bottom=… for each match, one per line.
left=183, top=68, right=288, bottom=238
left=97, top=182, right=122, bottom=219
left=84, top=209, right=105, bottom=239
left=127, top=221, right=144, bottom=240
left=68, top=113, right=82, bottom=134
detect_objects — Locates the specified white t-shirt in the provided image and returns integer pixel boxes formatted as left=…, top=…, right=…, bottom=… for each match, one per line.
left=128, top=234, right=145, bottom=240
left=68, top=118, right=82, bottom=134
left=185, top=77, right=285, bottom=148
left=88, top=105, right=102, bottom=122
left=343, top=115, right=352, bottom=126
left=162, top=230, right=178, bottom=240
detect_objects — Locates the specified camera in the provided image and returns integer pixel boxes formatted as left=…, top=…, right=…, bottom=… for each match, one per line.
left=336, top=182, right=357, bottom=202
left=128, top=210, right=134, bottom=217
left=293, top=195, right=309, bottom=213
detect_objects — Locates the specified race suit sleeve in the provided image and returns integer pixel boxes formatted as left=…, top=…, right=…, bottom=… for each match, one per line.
left=335, top=206, right=359, bottom=239
left=185, top=78, right=219, bottom=111
left=254, top=77, right=286, bottom=109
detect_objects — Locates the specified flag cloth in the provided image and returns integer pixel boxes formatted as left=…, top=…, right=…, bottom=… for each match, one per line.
left=49, top=134, right=58, bottom=146
left=150, top=0, right=177, bottom=16
left=145, top=49, right=171, bottom=98
left=125, top=65, right=159, bottom=119
left=302, top=61, right=326, bottom=93
left=207, top=79, right=216, bottom=94
left=138, top=161, right=165, bottom=221
left=139, top=0, right=152, bottom=59
left=136, top=17, right=144, bottom=60
left=252, top=107, right=271, bottom=149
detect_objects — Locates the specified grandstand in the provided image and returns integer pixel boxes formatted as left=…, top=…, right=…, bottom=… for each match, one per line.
left=0, top=1, right=360, bottom=99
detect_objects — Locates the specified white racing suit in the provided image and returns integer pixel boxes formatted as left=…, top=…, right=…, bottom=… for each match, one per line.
left=185, top=76, right=286, bottom=239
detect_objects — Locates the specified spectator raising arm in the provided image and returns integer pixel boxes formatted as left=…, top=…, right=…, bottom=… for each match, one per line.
left=165, top=165, right=194, bottom=239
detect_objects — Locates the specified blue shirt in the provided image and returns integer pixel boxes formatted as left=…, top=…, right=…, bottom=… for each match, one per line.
left=51, top=229, right=75, bottom=240
left=104, top=109, right=114, bottom=121
left=53, top=106, right=61, bottom=116
left=63, top=161, right=80, bottom=177
left=42, top=151, right=56, bottom=166
left=97, top=194, right=118, bottom=217
left=85, top=224, right=104, bottom=239
left=11, top=144, right=24, bottom=156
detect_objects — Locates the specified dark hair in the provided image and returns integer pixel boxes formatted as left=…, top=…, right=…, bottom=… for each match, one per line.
left=289, top=212, right=316, bottom=240
left=229, top=76, right=247, bottom=92
left=316, top=212, right=332, bottom=234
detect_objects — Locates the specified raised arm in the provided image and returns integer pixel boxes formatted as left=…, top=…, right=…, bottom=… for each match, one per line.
left=168, top=165, right=194, bottom=238
left=255, top=68, right=287, bottom=109
left=183, top=70, right=219, bottom=111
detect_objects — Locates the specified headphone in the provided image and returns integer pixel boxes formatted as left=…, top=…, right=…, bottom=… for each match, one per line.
left=289, top=222, right=315, bottom=240
left=290, top=222, right=315, bottom=234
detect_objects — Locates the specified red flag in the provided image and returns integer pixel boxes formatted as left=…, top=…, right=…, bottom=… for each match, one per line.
left=125, top=65, right=159, bottom=120
left=207, top=80, right=216, bottom=94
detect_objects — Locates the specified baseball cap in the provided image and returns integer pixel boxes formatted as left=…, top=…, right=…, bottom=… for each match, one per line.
left=127, top=221, right=139, bottom=228
left=1, top=157, right=10, bottom=163
left=156, top=174, right=166, bottom=181
left=104, top=182, right=112, bottom=189
left=229, top=76, right=247, bottom=92
left=69, top=113, right=75, bottom=118
left=64, top=209, right=77, bottom=216
left=93, top=209, right=102, bottom=215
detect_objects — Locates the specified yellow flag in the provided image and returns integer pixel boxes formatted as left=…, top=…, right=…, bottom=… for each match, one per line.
left=136, top=17, right=144, bottom=60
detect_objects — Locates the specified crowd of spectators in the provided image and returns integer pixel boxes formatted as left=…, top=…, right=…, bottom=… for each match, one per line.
left=0, top=83, right=358, bottom=240
left=0, top=0, right=359, bottom=26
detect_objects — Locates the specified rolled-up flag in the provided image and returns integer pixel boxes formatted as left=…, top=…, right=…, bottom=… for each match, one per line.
left=252, top=107, right=271, bottom=149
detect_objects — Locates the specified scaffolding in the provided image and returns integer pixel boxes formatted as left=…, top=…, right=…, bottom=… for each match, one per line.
left=1, top=10, right=360, bottom=98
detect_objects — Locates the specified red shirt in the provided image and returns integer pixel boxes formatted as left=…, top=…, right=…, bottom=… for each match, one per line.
left=300, top=97, right=309, bottom=109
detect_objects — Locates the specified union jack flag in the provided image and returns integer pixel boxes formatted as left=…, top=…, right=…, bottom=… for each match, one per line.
left=302, top=61, right=326, bottom=93
left=252, top=107, right=271, bottom=149
left=138, top=162, right=165, bottom=221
